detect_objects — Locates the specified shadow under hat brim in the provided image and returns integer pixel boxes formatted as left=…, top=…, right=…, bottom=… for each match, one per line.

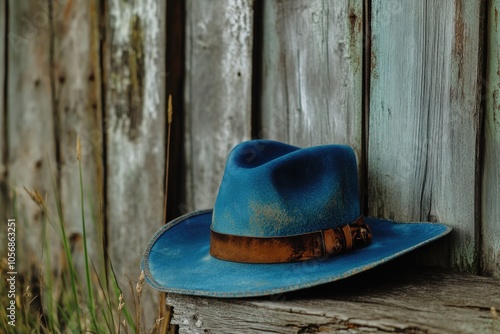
left=141, top=210, right=451, bottom=298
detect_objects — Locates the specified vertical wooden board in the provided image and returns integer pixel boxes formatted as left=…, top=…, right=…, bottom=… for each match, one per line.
left=368, top=0, right=483, bottom=271
left=483, top=0, right=500, bottom=278
left=52, top=0, right=104, bottom=281
left=106, top=0, right=166, bottom=327
left=184, top=0, right=253, bottom=211
left=7, top=0, right=58, bottom=270
left=259, top=0, right=363, bottom=157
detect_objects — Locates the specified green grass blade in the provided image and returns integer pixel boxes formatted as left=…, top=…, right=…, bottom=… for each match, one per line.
left=78, top=159, right=98, bottom=332
left=92, top=260, right=116, bottom=329
left=109, top=261, right=136, bottom=332
left=47, top=157, right=82, bottom=333
left=41, top=212, right=56, bottom=333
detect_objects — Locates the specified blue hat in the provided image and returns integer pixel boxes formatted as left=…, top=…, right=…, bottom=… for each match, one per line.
left=141, top=140, right=450, bottom=297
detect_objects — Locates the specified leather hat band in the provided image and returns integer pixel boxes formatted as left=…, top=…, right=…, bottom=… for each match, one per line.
left=210, top=216, right=372, bottom=263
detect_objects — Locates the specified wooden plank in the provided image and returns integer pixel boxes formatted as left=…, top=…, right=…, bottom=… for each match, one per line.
left=52, top=0, right=104, bottom=283
left=105, top=0, right=166, bottom=328
left=368, top=0, right=483, bottom=271
left=184, top=0, right=253, bottom=211
left=483, top=0, right=500, bottom=279
left=168, top=266, right=500, bottom=334
left=7, top=0, right=58, bottom=271
left=259, top=0, right=363, bottom=156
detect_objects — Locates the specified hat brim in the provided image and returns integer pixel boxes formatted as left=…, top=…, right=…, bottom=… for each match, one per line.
left=141, top=210, right=451, bottom=298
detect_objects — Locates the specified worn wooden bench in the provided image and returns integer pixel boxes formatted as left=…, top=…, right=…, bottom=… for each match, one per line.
left=167, top=261, right=500, bottom=333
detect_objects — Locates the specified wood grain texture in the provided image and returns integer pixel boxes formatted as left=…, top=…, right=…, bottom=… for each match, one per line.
left=184, top=0, right=253, bottom=211
left=259, top=0, right=363, bottom=156
left=168, top=267, right=500, bottom=334
left=7, top=0, right=59, bottom=270
left=483, top=0, right=500, bottom=279
left=368, top=0, right=483, bottom=271
left=105, top=0, right=166, bottom=326
left=52, top=0, right=104, bottom=282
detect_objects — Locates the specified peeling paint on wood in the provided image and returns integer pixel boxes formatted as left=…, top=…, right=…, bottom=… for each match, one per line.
left=368, top=0, right=483, bottom=272
left=184, top=0, right=253, bottom=211
left=106, top=0, right=166, bottom=325
left=259, top=0, right=363, bottom=161
left=7, top=0, right=59, bottom=271
left=483, top=0, right=500, bottom=279
left=53, top=0, right=105, bottom=284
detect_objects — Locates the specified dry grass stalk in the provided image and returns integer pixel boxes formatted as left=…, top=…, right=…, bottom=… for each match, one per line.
left=118, top=293, right=125, bottom=311
left=76, top=134, right=82, bottom=161
left=163, top=94, right=173, bottom=226
left=117, top=293, right=125, bottom=334
left=167, top=95, right=173, bottom=124
left=158, top=94, right=174, bottom=334
left=137, top=271, right=145, bottom=296
left=23, top=186, right=46, bottom=210
left=149, top=317, right=164, bottom=334
left=136, top=271, right=146, bottom=332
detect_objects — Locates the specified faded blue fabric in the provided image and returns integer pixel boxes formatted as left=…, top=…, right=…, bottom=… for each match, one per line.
left=212, top=140, right=360, bottom=236
left=141, top=140, right=451, bottom=297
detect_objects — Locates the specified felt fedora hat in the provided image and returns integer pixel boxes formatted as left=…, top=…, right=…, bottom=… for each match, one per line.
left=141, top=140, right=451, bottom=297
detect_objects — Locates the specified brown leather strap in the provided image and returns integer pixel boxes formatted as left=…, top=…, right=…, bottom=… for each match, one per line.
left=210, top=216, right=372, bottom=263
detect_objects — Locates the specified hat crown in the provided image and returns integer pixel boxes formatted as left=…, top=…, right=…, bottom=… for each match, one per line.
left=212, top=140, right=361, bottom=237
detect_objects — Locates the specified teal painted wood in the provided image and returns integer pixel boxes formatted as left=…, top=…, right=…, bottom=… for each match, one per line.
left=184, top=0, right=253, bottom=211
left=483, top=0, right=500, bottom=279
left=260, top=0, right=363, bottom=158
left=105, top=0, right=167, bottom=324
left=6, top=0, right=59, bottom=271
left=53, top=0, right=105, bottom=284
left=368, top=0, right=483, bottom=271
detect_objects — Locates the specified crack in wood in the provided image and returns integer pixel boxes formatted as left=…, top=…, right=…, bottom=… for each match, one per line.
left=444, top=303, right=498, bottom=312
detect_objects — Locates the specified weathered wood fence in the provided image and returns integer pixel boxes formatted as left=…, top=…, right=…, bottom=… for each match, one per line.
left=184, top=0, right=499, bottom=279
left=0, top=0, right=499, bottom=326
